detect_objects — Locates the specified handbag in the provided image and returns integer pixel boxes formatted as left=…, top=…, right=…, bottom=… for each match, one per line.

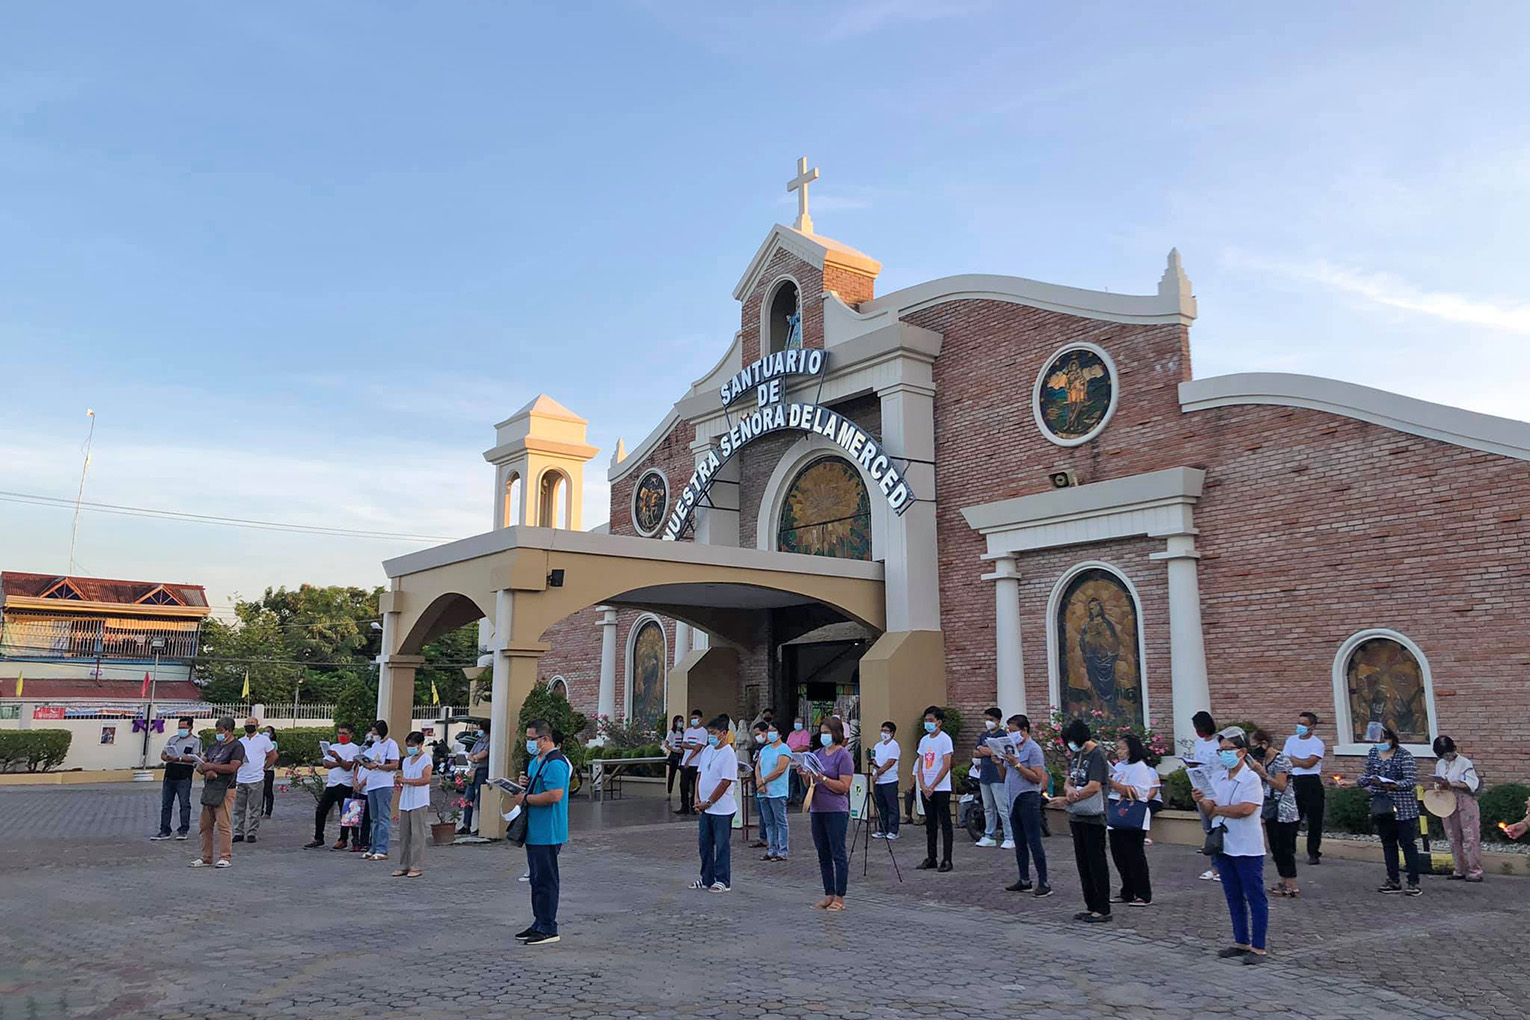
left=1065, top=751, right=1106, bottom=818
left=1201, top=821, right=1226, bottom=856
left=200, top=774, right=232, bottom=806
left=506, top=751, right=568, bottom=848
left=1106, top=797, right=1148, bottom=830
left=1370, top=792, right=1396, bottom=817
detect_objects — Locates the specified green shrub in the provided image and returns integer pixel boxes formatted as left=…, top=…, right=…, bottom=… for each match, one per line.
left=265, top=727, right=339, bottom=767
left=334, top=677, right=379, bottom=737
left=1161, top=768, right=1194, bottom=810
left=515, top=682, right=587, bottom=780
left=0, top=729, right=72, bottom=772
left=1325, top=786, right=1376, bottom=835
left=908, top=705, right=964, bottom=749
left=1479, top=783, right=1530, bottom=842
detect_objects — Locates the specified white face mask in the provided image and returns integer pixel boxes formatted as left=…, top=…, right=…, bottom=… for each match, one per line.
left=880, top=732, right=892, bottom=741
left=984, top=720, right=997, bottom=730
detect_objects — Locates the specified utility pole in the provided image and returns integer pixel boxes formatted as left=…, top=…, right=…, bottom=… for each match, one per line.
left=140, top=637, right=164, bottom=769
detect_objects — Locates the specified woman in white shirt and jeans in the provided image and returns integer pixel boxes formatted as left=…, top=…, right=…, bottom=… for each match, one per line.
left=1193, top=730, right=1268, bottom=964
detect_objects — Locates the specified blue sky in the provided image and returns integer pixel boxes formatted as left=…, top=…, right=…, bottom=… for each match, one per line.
left=3, top=2, right=1527, bottom=614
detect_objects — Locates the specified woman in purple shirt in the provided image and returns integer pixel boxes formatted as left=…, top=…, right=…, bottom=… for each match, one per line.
left=802, top=716, right=855, bottom=911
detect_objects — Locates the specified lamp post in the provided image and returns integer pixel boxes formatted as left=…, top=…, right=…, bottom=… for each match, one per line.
left=140, top=637, right=165, bottom=769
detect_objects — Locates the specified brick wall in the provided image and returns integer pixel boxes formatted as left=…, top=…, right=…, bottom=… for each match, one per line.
left=741, top=249, right=825, bottom=365
left=536, top=607, right=681, bottom=738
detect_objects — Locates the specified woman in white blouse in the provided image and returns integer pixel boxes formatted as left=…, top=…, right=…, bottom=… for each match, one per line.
left=393, top=731, right=434, bottom=878
left=1431, top=735, right=1483, bottom=882
left=1107, top=734, right=1158, bottom=906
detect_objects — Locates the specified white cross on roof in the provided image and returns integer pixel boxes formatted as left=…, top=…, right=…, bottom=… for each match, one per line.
left=787, top=156, right=819, bottom=234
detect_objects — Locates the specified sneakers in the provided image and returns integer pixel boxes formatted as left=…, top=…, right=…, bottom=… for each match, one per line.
left=332, top=839, right=348, bottom=850
left=1005, top=880, right=1034, bottom=892
left=1378, top=882, right=1404, bottom=894
left=518, top=871, right=530, bottom=883
left=150, top=833, right=173, bottom=841
left=524, top=932, right=560, bottom=946
left=1034, top=883, right=1053, bottom=898
left=304, top=840, right=325, bottom=849
left=708, top=882, right=731, bottom=893
left=1000, top=839, right=1016, bottom=850
left=232, top=835, right=246, bottom=843
left=1404, top=885, right=1422, bottom=897
left=514, top=927, right=537, bottom=941
left=1082, top=913, right=1112, bottom=923
left=975, top=836, right=997, bottom=848
left=175, top=832, right=189, bottom=840
left=688, top=879, right=709, bottom=890
left=246, top=837, right=257, bottom=845
left=884, top=832, right=898, bottom=841
left=214, top=859, right=232, bottom=868
left=1308, top=855, right=1322, bottom=866
left=871, top=832, right=886, bottom=839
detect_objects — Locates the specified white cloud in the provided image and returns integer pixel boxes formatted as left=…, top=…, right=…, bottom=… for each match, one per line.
left=822, top=0, right=989, bottom=41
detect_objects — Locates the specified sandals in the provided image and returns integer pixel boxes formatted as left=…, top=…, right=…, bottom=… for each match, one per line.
left=406, top=870, right=424, bottom=878
left=392, top=869, right=408, bottom=877
left=825, top=901, right=845, bottom=911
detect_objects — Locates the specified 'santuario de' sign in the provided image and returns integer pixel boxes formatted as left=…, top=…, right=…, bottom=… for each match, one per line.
left=663, top=347, right=915, bottom=540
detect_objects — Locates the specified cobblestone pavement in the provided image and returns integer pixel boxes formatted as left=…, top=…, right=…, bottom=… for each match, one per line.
left=2, top=784, right=1525, bottom=1020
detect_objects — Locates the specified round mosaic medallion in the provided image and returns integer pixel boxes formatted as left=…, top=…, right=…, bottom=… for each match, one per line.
left=1032, top=344, right=1118, bottom=446
left=631, top=469, right=669, bottom=537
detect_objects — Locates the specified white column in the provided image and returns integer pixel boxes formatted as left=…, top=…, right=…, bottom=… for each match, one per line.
left=596, top=605, right=618, bottom=725
left=877, top=380, right=940, bottom=632
left=1152, top=534, right=1211, bottom=754
left=693, top=629, right=711, bottom=652
left=981, top=554, right=1025, bottom=716
left=488, top=588, right=513, bottom=782
left=674, top=622, right=692, bottom=666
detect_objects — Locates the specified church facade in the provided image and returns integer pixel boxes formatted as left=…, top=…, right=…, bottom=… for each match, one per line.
left=478, top=161, right=1529, bottom=775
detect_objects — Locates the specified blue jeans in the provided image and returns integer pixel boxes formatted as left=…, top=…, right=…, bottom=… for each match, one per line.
left=811, top=810, right=849, bottom=896
left=1216, top=853, right=1268, bottom=951
left=159, top=777, right=192, bottom=835
left=979, top=782, right=1012, bottom=841
left=758, top=796, right=789, bottom=857
left=1009, top=791, right=1048, bottom=884
left=366, top=788, right=393, bottom=855
left=462, top=769, right=486, bottom=829
left=526, top=842, right=562, bottom=936
left=698, top=812, right=733, bottom=887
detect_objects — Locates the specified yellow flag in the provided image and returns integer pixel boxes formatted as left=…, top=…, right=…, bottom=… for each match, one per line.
left=430, top=679, right=440, bottom=706
left=13, top=670, right=21, bottom=698
left=240, top=670, right=250, bottom=699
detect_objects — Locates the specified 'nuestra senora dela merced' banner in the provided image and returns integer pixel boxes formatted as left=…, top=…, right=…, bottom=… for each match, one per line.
left=662, top=347, right=916, bottom=540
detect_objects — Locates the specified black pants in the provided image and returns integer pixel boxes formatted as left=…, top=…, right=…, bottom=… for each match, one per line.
left=679, top=765, right=699, bottom=813
left=811, top=810, right=850, bottom=896
left=922, top=791, right=952, bottom=864
left=1293, top=774, right=1325, bottom=859
left=1071, top=821, right=1112, bottom=915
left=666, top=753, right=683, bottom=794
left=159, top=777, right=192, bottom=835
left=1009, top=791, right=1048, bottom=884
left=1375, top=813, right=1421, bottom=887
left=1266, top=818, right=1299, bottom=879
left=874, top=782, right=900, bottom=836
left=358, top=795, right=372, bottom=849
left=526, top=842, right=561, bottom=936
left=315, top=784, right=353, bottom=843
left=1108, top=826, right=1151, bottom=903
left=262, top=769, right=275, bottom=815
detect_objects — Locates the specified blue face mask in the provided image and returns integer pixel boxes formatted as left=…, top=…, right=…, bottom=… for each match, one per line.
left=177, top=728, right=189, bottom=738
left=706, top=734, right=720, bottom=747
left=406, top=746, right=420, bottom=757
left=525, top=739, right=540, bottom=756
left=1374, top=741, right=1391, bottom=752
left=794, top=723, right=804, bottom=731
left=1295, top=724, right=1310, bottom=737
left=1218, top=749, right=1240, bottom=769
left=767, top=730, right=778, bottom=742
left=923, top=721, right=937, bottom=734
left=819, top=733, right=833, bottom=747
left=215, top=732, right=228, bottom=743
left=1066, top=741, right=1081, bottom=753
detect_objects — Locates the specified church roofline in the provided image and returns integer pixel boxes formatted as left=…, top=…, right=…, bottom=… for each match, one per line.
left=1179, top=372, right=1530, bottom=461
left=732, top=224, right=882, bottom=303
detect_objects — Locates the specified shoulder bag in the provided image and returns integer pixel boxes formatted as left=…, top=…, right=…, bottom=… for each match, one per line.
left=1106, top=796, right=1148, bottom=829
left=1065, top=751, right=1106, bottom=818
left=506, top=751, right=568, bottom=847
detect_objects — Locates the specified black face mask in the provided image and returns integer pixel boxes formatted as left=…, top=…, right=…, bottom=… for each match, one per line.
left=244, top=725, right=257, bottom=734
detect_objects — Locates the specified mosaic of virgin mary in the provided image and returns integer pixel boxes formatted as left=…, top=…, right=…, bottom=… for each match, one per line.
left=1055, top=568, right=1143, bottom=727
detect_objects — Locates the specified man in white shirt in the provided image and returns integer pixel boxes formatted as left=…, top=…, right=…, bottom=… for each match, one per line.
left=871, top=721, right=901, bottom=840
left=307, top=723, right=361, bottom=850
left=1187, top=710, right=1222, bottom=880
left=1193, top=731, right=1268, bottom=964
left=690, top=715, right=737, bottom=893
left=676, top=710, right=708, bottom=817
left=915, top=706, right=955, bottom=872
left=1282, top=711, right=1327, bottom=865
left=233, top=717, right=276, bottom=844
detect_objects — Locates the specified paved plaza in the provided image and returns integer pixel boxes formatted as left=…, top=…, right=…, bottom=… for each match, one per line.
left=3, top=783, right=1527, bottom=1020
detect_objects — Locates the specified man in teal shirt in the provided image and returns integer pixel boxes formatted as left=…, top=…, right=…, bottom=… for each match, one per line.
left=515, top=719, right=570, bottom=946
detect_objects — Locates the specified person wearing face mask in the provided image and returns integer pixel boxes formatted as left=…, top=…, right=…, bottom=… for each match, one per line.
left=1336, top=721, right=1421, bottom=894
left=786, top=716, right=812, bottom=806
left=747, top=723, right=771, bottom=850
left=308, top=724, right=360, bottom=850
left=260, top=726, right=279, bottom=818
left=870, top=721, right=901, bottom=840
left=664, top=715, right=686, bottom=800
left=191, top=717, right=246, bottom=869
left=514, top=719, right=572, bottom=946
left=1244, top=729, right=1299, bottom=898
left=805, top=717, right=855, bottom=910
left=1106, top=733, right=1157, bottom=907
left=1055, top=719, right=1111, bottom=922
left=1281, top=711, right=1327, bottom=866
left=1193, top=730, right=1268, bottom=963
left=1431, top=735, right=1483, bottom=882
left=676, top=709, right=708, bottom=816
left=690, top=714, right=738, bottom=893
left=232, top=717, right=276, bottom=845
left=999, top=714, right=1050, bottom=897
left=1187, top=710, right=1221, bottom=881
left=151, top=716, right=203, bottom=841
left=460, top=721, right=491, bottom=835
left=391, top=731, right=433, bottom=878
left=359, top=720, right=401, bottom=862
left=915, top=706, right=955, bottom=872
left=755, top=721, right=792, bottom=861
left=971, top=707, right=1014, bottom=849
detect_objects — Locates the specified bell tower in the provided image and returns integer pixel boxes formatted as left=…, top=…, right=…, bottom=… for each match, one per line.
left=485, top=395, right=598, bottom=531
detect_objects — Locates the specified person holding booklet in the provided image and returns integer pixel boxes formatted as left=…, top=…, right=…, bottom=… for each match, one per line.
left=151, top=716, right=202, bottom=841
left=755, top=722, right=791, bottom=862
left=870, top=721, right=900, bottom=840
left=676, top=710, right=708, bottom=816
left=358, top=721, right=401, bottom=862
left=804, top=716, right=855, bottom=911
left=971, top=707, right=1013, bottom=849
left=664, top=716, right=686, bottom=800
left=308, top=724, right=360, bottom=849
left=1185, top=710, right=1222, bottom=881
left=1192, top=729, right=1268, bottom=964
left=191, top=717, right=246, bottom=869
left=998, top=714, right=1050, bottom=897
left=514, top=719, right=572, bottom=946
left=1056, top=719, right=1112, bottom=922
left=690, top=715, right=738, bottom=893
left=392, top=731, right=433, bottom=878
left=1335, top=721, right=1421, bottom=895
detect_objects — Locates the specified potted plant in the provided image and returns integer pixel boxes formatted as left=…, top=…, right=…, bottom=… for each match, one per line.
left=431, top=769, right=466, bottom=844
